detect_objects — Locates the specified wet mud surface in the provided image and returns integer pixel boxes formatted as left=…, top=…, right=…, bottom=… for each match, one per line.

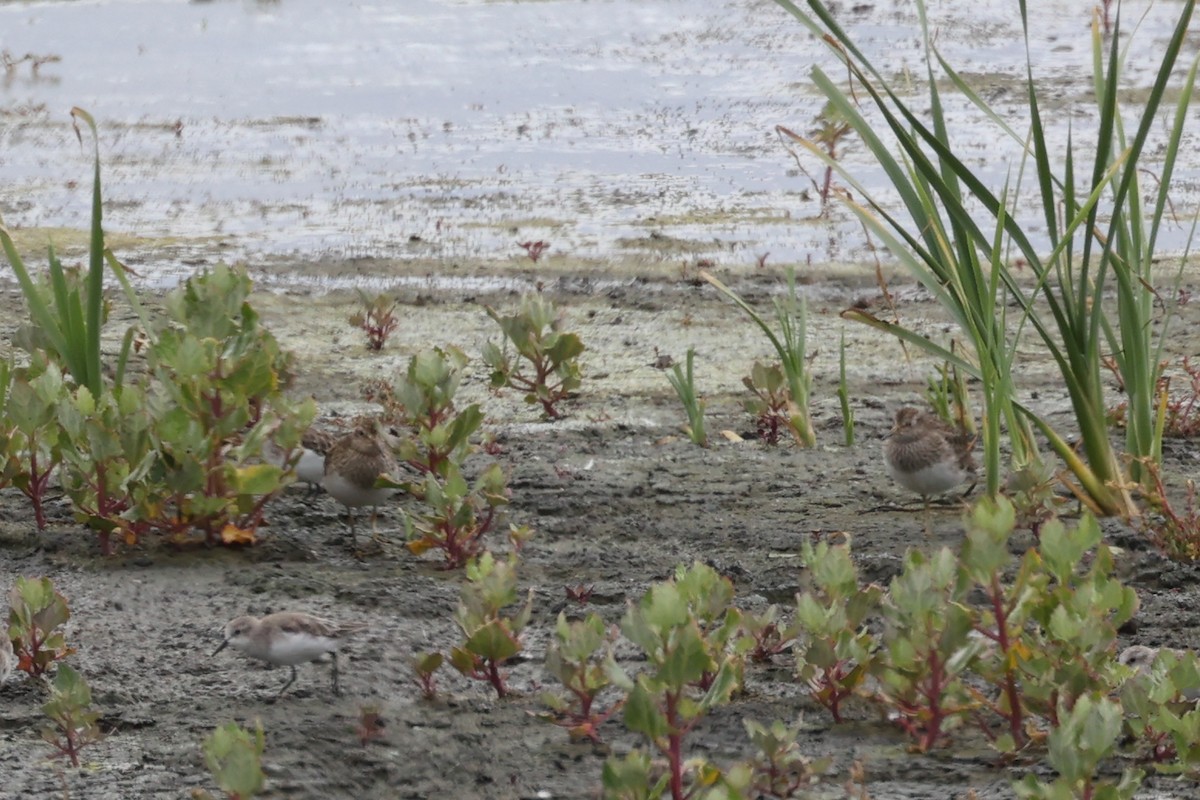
left=0, top=274, right=1199, bottom=799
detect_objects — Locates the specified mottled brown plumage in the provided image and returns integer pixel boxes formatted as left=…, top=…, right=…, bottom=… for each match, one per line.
left=884, top=406, right=976, bottom=533
left=322, top=419, right=399, bottom=546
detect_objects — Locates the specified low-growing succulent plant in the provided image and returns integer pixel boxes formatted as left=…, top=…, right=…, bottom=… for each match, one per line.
left=40, top=663, right=102, bottom=767
left=8, top=576, right=74, bottom=678
left=538, top=612, right=624, bottom=743
left=348, top=289, right=400, bottom=351
left=449, top=552, right=533, bottom=699
left=195, top=720, right=267, bottom=800
left=483, top=293, right=584, bottom=419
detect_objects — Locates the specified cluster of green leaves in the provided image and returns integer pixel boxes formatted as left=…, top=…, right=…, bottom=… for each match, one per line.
left=194, top=720, right=266, bottom=800
left=41, top=664, right=103, bottom=768
left=742, top=361, right=799, bottom=447
left=133, top=264, right=312, bottom=546
left=347, top=289, right=399, bottom=351
left=374, top=347, right=519, bottom=568
left=792, top=537, right=881, bottom=724
left=8, top=576, right=73, bottom=678
left=538, top=613, right=623, bottom=742
left=1, top=112, right=314, bottom=553
left=753, top=498, right=1192, bottom=797
left=603, top=563, right=744, bottom=800
left=483, top=293, right=584, bottom=419
left=449, top=552, right=533, bottom=699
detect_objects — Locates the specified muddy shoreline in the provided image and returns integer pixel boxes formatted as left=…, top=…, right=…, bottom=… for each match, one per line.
left=0, top=266, right=1198, bottom=799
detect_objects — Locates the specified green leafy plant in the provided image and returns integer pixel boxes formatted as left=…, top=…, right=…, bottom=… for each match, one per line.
left=8, top=576, right=73, bottom=677
left=1013, top=695, right=1142, bottom=800
left=133, top=264, right=315, bottom=546
left=665, top=348, right=707, bottom=447
left=737, top=605, right=799, bottom=665
left=740, top=719, right=831, bottom=798
left=4, top=360, right=66, bottom=530
left=1, top=108, right=131, bottom=398
left=410, top=651, right=444, bottom=701
left=370, top=346, right=483, bottom=478
left=449, top=552, right=533, bottom=699
left=776, top=0, right=1198, bottom=517
left=195, top=720, right=266, bottom=800
left=742, top=361, right=794, bottom=447
left=483, top=293, right=584, bottom=419
left=348, top=289, right=399, bottom=351
left=400, top=463, right=514, bottom=569
left=41, top=664, right=102, bottom=768
left=704, top=268, right=814, bottom=447
left=538, top=612, right=624, bottom=743
left=793, top=537, right=882, bottom=723
left=603, top=562, right=742, bottom=800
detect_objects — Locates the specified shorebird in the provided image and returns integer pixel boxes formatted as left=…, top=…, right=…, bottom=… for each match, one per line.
left=321, top=419, right=399, bottom=547
left=883, top=406, right=977, bottom=534
left=212, top=611, right=368, bottom=697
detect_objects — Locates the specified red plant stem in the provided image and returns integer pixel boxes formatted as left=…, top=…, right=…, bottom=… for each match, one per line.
left=486, top=658, right=507, bottom=699
left=664, top=691, right=686, bottom=800
left=989, top=575, right=1026, bottom=747
left=918, top=646, right=945, bottom=752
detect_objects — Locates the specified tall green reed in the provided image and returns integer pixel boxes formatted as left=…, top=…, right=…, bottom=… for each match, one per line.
left=0, top=108, right=146, bottom=393
left=773, top=0, right=1197, bottom=517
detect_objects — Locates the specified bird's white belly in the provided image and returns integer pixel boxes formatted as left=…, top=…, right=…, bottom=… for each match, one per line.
left=295, top=450, right=326, bottom=486
left=323, top=473, right=391, bottom=508
left=888, top=460, right=965, bottom=496
left=260, top=634, right=338, bottom=666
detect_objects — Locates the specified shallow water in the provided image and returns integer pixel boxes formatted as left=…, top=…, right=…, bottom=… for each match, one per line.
left=1, top=0, right=1198, bottom=277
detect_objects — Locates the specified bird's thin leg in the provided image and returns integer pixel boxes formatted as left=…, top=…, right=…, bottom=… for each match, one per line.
left=331, top=652, right=341, bottom=696
left=922, top=496, right=933, bottom=539
left=277, top=665, right=299, bottom=697
left=369, top=506, right=385, bottom=545
left=348, top=508, right=358, bottom=547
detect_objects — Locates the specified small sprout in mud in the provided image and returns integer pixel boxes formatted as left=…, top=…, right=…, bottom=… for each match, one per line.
left=756, top=251, right=770, bottom=269
left=775, top=101, right=854, bottom=215
left=518, top=240, right=550, bottom=263
left=41, top=664, right=102, bottom=768
left=737, top=605, right=799, bottom=664
left=4, top=361, right=65, bottom=532
left=410, top=651, right=444, bottom=701
left=1139, top=461, right=1200, bottom=562
left=356, top=706, right=386, bottom=747
left=449, top=552, right=533, bottom=699
left=564, top=583, right=595, bottom=605
left=348, top=290, right=400, bottom=352
left=8, top=576, right=74, bottom=678
left=741, top=719, right=832, bottom=799
left=197, top=720, right=266, bottom=800
left=666, top=348, right=707, bottom=447
left=743, top=361, right=794, bottom=446
left=483, top=294, right=584, bottom=419
left=537, top=613, right=623, bottom=743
